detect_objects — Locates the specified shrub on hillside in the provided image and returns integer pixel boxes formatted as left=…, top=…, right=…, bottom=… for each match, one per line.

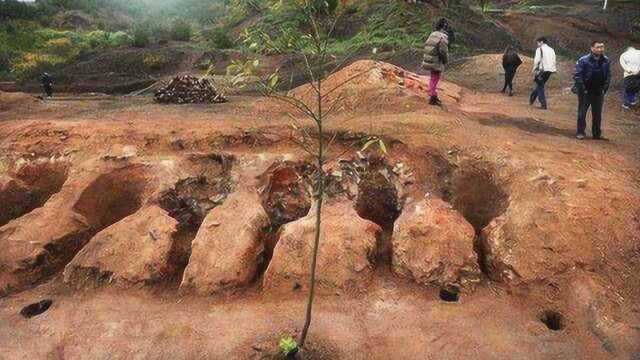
left=171, top=20, right=192, bottom=41
left=142, top=54, right=170, bottom=71
left=0, top=0, right=40, bottom=20
left=85, top=30, right=111, bottom=48
left=132, top=25, right=150, bottom=47
left=110, top=31, right=132, bottom=46
left=207, top=27, right=234, bottom=49
left=11, top=52, right=65, bottom=82
left=43, top=37, right=74, bottom=56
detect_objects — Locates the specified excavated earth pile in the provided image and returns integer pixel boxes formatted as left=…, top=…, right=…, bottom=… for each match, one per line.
left=154, top=75, right=227, bottom=104
left=0, top=60, right=639, bottom=359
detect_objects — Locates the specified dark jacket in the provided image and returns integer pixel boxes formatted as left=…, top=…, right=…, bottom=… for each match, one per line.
left=502, top=51, right=523, bottom=69
left=573, top=53, right=611, bottom=93
left=39, top=73, right=53, bottom=86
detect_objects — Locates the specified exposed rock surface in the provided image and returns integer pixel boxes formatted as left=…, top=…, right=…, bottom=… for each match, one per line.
left=264, top=199, right=381, bottom=294
left=480, top=196, right=596, bottom=284
left=0, top=165, right=149, bottom=296
left=64, top=206, right=178, bottom=287
left=392, top=197, right=481, bottom=288
left=180, top=191, right=270, bottom=295
left=568, top=274, right=640, bottom=356
left=0, top=198, right=92, bottom=296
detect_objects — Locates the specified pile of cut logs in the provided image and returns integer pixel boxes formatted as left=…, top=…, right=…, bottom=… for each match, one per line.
left=154, top=76, right=227, bottom=104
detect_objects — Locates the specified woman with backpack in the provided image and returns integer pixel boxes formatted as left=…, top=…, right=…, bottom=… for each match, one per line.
left=502, top=45, right=523, bottom=96
left=422, top=18, right=450, bottom=106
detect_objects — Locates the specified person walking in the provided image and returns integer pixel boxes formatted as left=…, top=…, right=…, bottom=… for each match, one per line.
left=422, top=18, right=450, bottom=106
left=529, top=37, right=557, bottom=109
left=39, top=72, right=53, bottom=99
left=620, top=46, right=640, bottom=109
left=573, top=41, right=611, bottom=140
left=502, top=45, right=523, bottom=96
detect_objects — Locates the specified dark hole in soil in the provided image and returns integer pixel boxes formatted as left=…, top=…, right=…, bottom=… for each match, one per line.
left=539, top=310, right=565, bottom=331
left=354, top=160, right=401, bottom=265
left=447, top=164, right=507, bottom=234
left=260, top=161, right=314, bottom=227
left=356, top=170, right=401, bottom=230
left=439, top=287, right=460, bottom=302
left=249, top=224, right=281, bottom=286
left=0, top=162, right=69, bottom=227
left=20, top=299, right=53, bottom=318
left=440, top=161, right=508, bottom=277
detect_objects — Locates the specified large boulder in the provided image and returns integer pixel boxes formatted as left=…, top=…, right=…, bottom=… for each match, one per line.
left=392, top=197, right=481, bottom=288
left=264, top=199, right=381, bottom=294
left=64, top=206, right=178, bottom=287
left=180, top=191, right=270, bottom=295
left=480, top=197, right=596, bottom=284
left=0, top=200, right=92, bottom=296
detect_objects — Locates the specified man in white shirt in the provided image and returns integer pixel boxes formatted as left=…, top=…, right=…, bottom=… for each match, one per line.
left=620, top=46, right=640, bottom=109
left=529, top=37, right=557, bottom=110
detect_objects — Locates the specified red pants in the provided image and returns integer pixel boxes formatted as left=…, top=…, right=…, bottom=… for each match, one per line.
left=429, top=71, right=441, bottom=97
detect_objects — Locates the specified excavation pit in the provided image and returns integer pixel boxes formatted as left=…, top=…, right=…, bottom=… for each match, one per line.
left=159, top=157, right=234, bottom=281
left=539, top=310, right=565, bottom=331
left=439, top=287, right=460, bottom=303
left=259, top=161, right=314, bottom=227
left=446, top=162, right=508, bottom=234
left=0, top=161, right=69, bottom=227
left=20, top=299, right=53, bottom=318
left=73, top=167, right=148, bottom=230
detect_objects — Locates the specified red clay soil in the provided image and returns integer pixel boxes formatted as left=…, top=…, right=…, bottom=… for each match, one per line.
left=0, top=60, right=639, bottom=359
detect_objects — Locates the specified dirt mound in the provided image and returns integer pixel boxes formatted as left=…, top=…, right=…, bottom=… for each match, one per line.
left=264, top=199, right=381, bottom=295
left=448, top=54, right=574, bottom=92
left=392, top=197, right=481, bottom=289
left=180, top=191, right=270, bottom=295
left=63, top=205, right=179, bottom=287
left=0, top=91, right=41, bottom=112
left=289, top=60, right=462, bottom=112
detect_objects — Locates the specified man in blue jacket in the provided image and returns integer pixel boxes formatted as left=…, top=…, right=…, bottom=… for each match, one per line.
left=573, top=41, right=611, bottom=140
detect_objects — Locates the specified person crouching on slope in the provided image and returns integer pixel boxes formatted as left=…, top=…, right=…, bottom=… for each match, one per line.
left=573, top=41, right=611, bottom=140
left=620, top=46, right=640, bottom=110
left=422, top=18, right=450, bottom=106
left=502, top=45, right=523, bottom=96
left=529, top=37, right=557, bottom=110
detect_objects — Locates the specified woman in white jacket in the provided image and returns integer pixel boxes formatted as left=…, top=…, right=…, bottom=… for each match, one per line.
left=529, top=37, right=557, bottom=110
left=620, top=47, right=640, bottom=109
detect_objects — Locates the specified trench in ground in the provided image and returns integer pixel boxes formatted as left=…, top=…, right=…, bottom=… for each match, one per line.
left=436, top=157, right=509, bottom=277
left=353, top=158, right=402, bottom=267
left=0, top=161, right=69, bottom=227
left=255, top=160, right=314, bottom=282
left=159, top=153, right=235, bottom=285
left=13, top=165, right=151, bottom=293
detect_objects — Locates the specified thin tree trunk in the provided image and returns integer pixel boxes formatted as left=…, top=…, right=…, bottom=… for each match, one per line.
left=299, top=76, right=323, bottom=349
